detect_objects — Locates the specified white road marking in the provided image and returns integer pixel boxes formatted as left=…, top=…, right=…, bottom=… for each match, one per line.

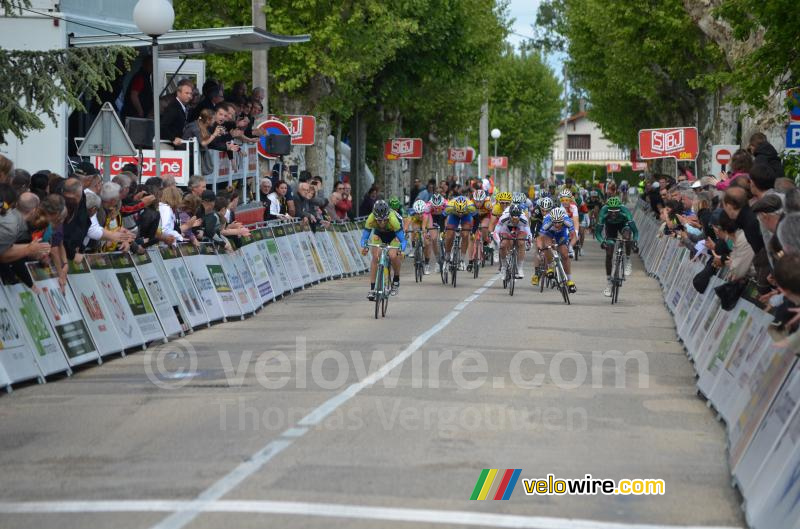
left=0, top=500, right=741, bottom=529
left=150, top=274, right=501, bottom=529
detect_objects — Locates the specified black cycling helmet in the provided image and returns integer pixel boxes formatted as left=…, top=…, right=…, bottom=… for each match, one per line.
left=509, top=204, right=523, bottom=218
left=372, top=200, right=390, bottom=220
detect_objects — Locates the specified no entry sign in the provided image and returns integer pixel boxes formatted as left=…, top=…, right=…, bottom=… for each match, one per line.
left=256, top=119, right=291, bottom=159
left=711, top=144, right=739, bottom=176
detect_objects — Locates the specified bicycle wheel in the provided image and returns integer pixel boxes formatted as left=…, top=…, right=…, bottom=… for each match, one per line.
left=612, top=254, right=623, bottom=304
left=509, top=251, right=516, bottom=296
left=374, top=264, right=383, bottom=319
left=451, top=240, right=459, bottom=288
left=558, top=265, right=570, bottom=305
left=382, top=265, right=390, bottom=317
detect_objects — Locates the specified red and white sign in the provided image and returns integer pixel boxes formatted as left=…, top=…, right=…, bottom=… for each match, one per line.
left=447, top=147, right=475, bottom=163
left=715, top=149, right=731, bottom=164
left=92, top=154, right=186, bottom=184
left=632, top=161, right=647, bottom=171
left=256, top=119, right=291, bottom=159
left=488, top=156, right=508, bottom=169
left=606, top=163, right=622, bottom=173
left=638, top=127, right=699, bottom=160
left=270, top=114, right=316, bottom=145
left=384, top=138, right=423, bottom=160
left=711, top=144, right=739, bottom=176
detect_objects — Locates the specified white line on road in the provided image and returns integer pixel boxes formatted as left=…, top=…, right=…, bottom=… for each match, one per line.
left=150, top=274, right=501, bottom=529
left=0, top=500, right=741, bottom=529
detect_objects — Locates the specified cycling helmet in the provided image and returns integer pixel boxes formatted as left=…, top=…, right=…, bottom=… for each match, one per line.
left=509, top=204, right=523, bottom=218
left=473, top=189, right=487, bottom=202
left=452, top=196, right=468, bottom=214
left=589, top=189, right=599, bottom=198
left=495, top=191, right=512, bottom=203
left=430, top=193, right=445, bottom=207
left=372, top=200, right=390, bottom=220
left=512, top=192, right=525, bottom=204
left=412, top=199, right=427, bottom=215
left=606, top=196, right=622, bottom=210
left=550, top=207, right=566, bottom=223
left=540, top=191, right=551, bottom=199
left=539, top=197, right=554, bottom=211
left=559, top=189, right=573, bottom=200
left=388, top=196, right=402, bottom=212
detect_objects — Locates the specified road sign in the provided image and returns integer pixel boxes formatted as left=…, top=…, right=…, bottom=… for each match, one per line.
left=384, top=138, right=423, bottom=160
left=77, top=102, right=137, bottom=182
left=632, top=162, right=647, bottom=171
left=711, top=144, right=739, bottom=176
left=638, top=127, right=699, bottom=160
left=269, top=114, right=316, bottom=145
left=786, top=123, right=800, bottom=150
left=448, top=147, right=475, bottom=164
left=606, top=163, right=621, bottom=173
left=256, top=119, right=291, bottom=159
left=488, top=156, right=508, bottom=169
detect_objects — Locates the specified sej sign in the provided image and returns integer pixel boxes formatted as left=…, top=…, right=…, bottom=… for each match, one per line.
left=384, top=138, right=423, bottom=160
left=638, top=127, right=699, bottom=160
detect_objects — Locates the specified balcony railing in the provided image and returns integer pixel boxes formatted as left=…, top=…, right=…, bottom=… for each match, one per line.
left=553, top=149, right=630, bottom=162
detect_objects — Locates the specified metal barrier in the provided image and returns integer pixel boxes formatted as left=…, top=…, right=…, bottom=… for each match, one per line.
left=633, top=204, right=800, bottom=529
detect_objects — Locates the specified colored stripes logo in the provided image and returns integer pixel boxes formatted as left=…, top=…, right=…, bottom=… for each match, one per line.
left=470, top=469, right=522, bottom=500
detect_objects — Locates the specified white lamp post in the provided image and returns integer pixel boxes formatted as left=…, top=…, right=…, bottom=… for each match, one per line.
left=490, top=128, right=501, bottom=185
left=133, top=0, right=175, bottom=180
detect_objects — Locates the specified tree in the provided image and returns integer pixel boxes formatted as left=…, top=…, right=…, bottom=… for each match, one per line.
left=488, top=49, right=562, bottom=168
left=0, top=0, right=134, bottom=143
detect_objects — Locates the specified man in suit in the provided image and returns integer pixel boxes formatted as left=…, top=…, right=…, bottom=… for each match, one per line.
left=160, top=79, right=194, bottom=150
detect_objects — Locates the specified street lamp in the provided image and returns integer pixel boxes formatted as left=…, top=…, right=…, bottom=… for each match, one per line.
left=133, top=0, right=175, bottom=179
left=490, top=128, right=501, bottom=186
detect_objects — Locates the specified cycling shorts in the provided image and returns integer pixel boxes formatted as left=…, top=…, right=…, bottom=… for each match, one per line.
left=446, top=213, right=474, bottom=227
left=371, top=232, right=401, bottom=248
left=539, top=229, right=570, bottom=246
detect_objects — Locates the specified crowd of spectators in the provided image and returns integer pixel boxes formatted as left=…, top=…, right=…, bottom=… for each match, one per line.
left=641, top=132, right=799, bottom=342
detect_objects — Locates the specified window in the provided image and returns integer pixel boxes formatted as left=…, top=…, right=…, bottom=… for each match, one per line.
left=567, top=134, right=591, bottom=150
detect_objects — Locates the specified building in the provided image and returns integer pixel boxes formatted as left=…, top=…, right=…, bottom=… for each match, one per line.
left=551, top=111, right=629, bottom=179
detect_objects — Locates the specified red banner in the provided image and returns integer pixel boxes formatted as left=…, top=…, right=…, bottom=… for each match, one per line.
left=488, top=156, right=508, bottom=169
left=638, top=127, right=699, bottom=160
left=93, top=156, right=183, bottom=178
left=632, top=161, right=647, bottom=171
left=270, top=114, right=316, bottom=145
left=447, top=147, right=475, bottom=163
left=384, top=138, right=423, bottom=160
left=606, top=163, right=621, bottom=173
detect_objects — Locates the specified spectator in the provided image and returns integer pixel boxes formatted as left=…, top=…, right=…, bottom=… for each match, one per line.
left=161, top=79, right=194, bottom=149
left=0, top=186, right=49, bottom=265
left=188, top=175, right=207, bottom=198
left=723, top=187, right=764, bottom=254
left=159, top=186, right=184, bottom=244
left=716, top=210, right=754, bottom=281
left=777, top=214, right=800, bottom=254
left=177, top=194, right=202, bottom=246
left=266, top=180, right=291, bottom=220
left=226, top=81, right=248, bottom=104
left=716, top=149, right=752, bottom=191
left=748, top=132, right=784, bottom=179
left=774, top=254, right=800, bottom=332
left=251, top=86, right=266, bottom=107
left=11, top=169, right=30, bottom=195
left=206, top=105, right=241, bottom=155
left=417, top=179, right=435, bottom=203
left=197, top=190, right=221, bottom=242
left=785, top=188, right=800, bottom=214
left=61, top=177, right=91, bottom=261
left=360, top=186, right=378, bottom=215
left=749, top=163, right=777, bottom=202
left=295, top=182, right=320, bottom=225
left=79, top=171, right=102, bottom=196
left=259, top=178, right=276, bottom=221
left=97, top=182, right=128, bottom=252
left=188, top=80, right=223, bottom=122
left=337, top=182, right=353, bottom=220
left=0, top=155, right=12, bottom=184
left=183, top=109, right=220, bottom=176
left=752, top=194, right=783, bottom=269
left=135, top=185, right=170, bottom=248
left=122, top=55, right=153, bottom=120
left=409, top=178, right=422, bottom=205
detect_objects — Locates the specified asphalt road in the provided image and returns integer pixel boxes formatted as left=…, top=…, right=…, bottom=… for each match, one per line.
left=0, top=240, right=744, bottom=529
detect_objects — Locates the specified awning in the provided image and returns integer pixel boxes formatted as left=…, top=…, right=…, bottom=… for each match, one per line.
left=69, top=26, right=310, bottom=57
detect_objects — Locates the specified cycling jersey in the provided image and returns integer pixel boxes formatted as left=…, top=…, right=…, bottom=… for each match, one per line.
left=474, top=198, right=492, bottom=216
left=445, top=198, right=477, bottom=226
left=491, top=202, right=511, bottom=217
left=595, top=205, right=638, bottom=243
left=539, top=213, right=575, bottom=246
left=361, top=212, right=406, bottom=250
left=494, top=210, right=532, bottom=241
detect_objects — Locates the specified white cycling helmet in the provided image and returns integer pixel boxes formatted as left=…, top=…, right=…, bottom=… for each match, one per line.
left=511, top=192, right=525, bottom=204
left=550, top=207, right=566, bottom=222
left=539, top=197, right=554, bottom=211
left=412, top=199, right=427, bottom=215
left=558, top=189, right=573, bottom=200
left=473, top=189, right=486, bottom=202
left=430, top=193, right=445, bottom=207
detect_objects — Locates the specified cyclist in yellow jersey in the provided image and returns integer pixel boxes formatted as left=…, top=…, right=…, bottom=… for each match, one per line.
left=443, top=195, right=477, bottom=271
left=489, top=191, right=512, bottom=232
left=360, top=200, right=407, bottom=299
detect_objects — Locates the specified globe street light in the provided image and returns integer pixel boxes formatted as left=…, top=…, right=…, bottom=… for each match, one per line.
left=490, top=128, right=501, bottom=184
left=133, top=0, right=175, bottom=180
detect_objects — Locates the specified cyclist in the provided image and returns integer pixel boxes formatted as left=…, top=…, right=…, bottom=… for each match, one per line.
left=619, top=180, right=629, bottom=202
left=469, top=189, right=492, bottom=269
left=595, top=196, right=639, bottom=296
left=405, top=199, right=433, bottom=274
left=427, top=193, right=448, bottom=272
left=585, top=189, right=604, bottom=227
left=489, top=191, right=513, bottom=232
left=530, top=196, right=552, bottom=237
left=534, top=206, right=577, bottom=292
left=558, top=189, right=581, bottom=258
left=512, top=191, right=531, bottom=218
left=493, top=204, right=531, bottom=279
left=360, top=200, right=407, bottom=300
left=444, top=195, right=477, bottom=271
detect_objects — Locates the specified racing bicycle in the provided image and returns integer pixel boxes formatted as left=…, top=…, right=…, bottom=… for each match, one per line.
left=368, top=243, right=391, bottom=318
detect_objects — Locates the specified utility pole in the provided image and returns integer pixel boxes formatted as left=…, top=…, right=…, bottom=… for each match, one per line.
left=561, top=64, right=569, bottom=184
left=252, top=0, right=268, bottom=115
left=479, top=96, right=489, bottom=184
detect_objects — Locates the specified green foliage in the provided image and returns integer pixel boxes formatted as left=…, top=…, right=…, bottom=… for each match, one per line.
left=173, top=0, right=252, bottom=89
left=693, top=0, right=800, bottom=111
left=536, top=0, right=719, bottom=146
left=781, top=152, right=800, bottom=184
left=566, top=163, right=642, bottom=186
left=488, top=49, right=562, bottom=167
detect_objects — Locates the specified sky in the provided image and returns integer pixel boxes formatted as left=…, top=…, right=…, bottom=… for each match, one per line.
left=505, top=0, right=566, bottom=77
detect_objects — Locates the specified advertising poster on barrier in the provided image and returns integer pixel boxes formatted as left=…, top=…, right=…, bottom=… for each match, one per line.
left=330, top=224, right=354, bottom=274
left=340, top=222, right=363, bottom=271
left=0, top=285, right=43, bottom=386
left=697, top=307, right=749, bottom=396
left=198, top=243, right=243, bottom=320
left=219, top=252, right=257, bottom=315
left=295, top=223, right=323, bottom=282
left=747, top=396, right=800, bottom=529
left=66, top=258, right=125, bottom=357
left=159, top=245, right=209, bottom=329
left=26, top=262, right=100, bottom=366
left=85, top=253, right=147, bottom=349
left=110, top=253, right=166, bottom=343
left=271, top=225, right=305, bottom=290
left=693, top=300, right=737, bottom=378
left=131, top=251, right=183, bottom=338
left=734, top=361, right=800, bottom=498
left=240, top=231, right=274, bottom=304
left=285, top=224, right=313, bottom=285
left=228, top=250, right=263, bottom=309
left=666, top=253, right=690, bottom=311
left=257, top=229, right=290, bottom=296
left=5, top=282, right=70, bottom=376
left=676, top=261, right=705, bottom=338
left=179, top=244, right=226, bottom=323
left=685, top=277, right=724, bottom=353
left=146, top=247, right=192, bottom=333
left=316, top=227, right=341, bottom=278
left=344, top=221, right=368, bottom=271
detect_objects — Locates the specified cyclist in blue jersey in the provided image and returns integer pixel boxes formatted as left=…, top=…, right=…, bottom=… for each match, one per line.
left=535, top=206, right=577, bottom=293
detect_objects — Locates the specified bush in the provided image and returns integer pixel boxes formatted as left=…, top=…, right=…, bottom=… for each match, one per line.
left=566, top=163, right=645, bottom=186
